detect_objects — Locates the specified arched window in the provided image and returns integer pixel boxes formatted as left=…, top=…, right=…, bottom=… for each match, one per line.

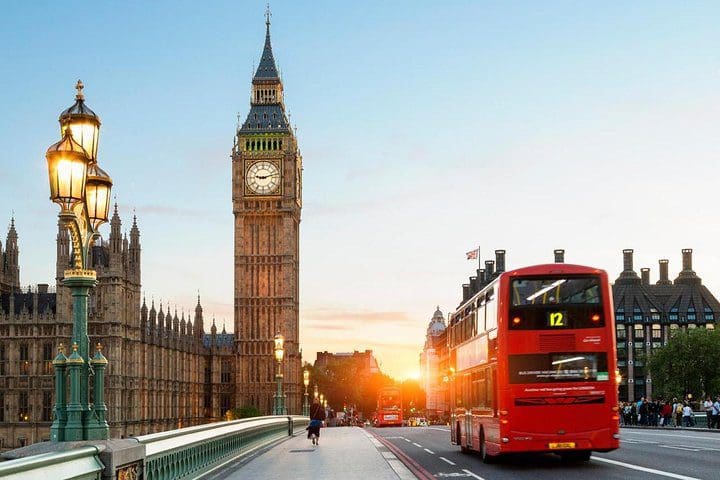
left=273, top=140, right=277, bottom=149
left=279, top=140, right=283, bottom=149
left=262, top=140, right=266, bottom=149
left=245, top=140, right=250, bottom=150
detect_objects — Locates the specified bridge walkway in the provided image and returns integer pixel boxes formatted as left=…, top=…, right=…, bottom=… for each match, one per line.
left=208, top=426, right=416, bottom=480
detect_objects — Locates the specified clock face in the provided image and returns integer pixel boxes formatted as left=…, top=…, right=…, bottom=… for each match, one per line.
left=246, top=161, right=280, bottom=195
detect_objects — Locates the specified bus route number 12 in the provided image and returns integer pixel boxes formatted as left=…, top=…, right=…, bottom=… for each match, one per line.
left=549, top=312, right=565, bottom=327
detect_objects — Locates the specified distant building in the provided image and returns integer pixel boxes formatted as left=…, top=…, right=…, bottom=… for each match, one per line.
left=419, top=307, right=449, bottom=420
left=314, top=350, right=380, bottom=377
left=613, top=249, right=720, bottom=402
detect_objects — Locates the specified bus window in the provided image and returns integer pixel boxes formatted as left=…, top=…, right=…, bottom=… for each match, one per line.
left=486, top=290, right=497, bottom=330
left=477, top=303, right=486, bottom=333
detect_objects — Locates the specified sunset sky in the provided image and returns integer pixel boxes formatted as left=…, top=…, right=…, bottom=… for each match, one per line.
left=1, top=1, right=720, bottom=379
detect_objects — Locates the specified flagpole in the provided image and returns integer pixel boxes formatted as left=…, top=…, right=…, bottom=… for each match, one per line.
left=477, top=245, right=481, bottom=271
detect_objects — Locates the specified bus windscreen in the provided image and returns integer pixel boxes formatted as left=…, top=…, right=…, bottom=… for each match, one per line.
left=509, top=352, right=609, bottom=384
left=511, top=277, right=600, bottom=306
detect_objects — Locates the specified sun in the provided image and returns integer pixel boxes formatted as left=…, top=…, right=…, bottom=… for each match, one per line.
left=405, top=370, right=421, bottom=381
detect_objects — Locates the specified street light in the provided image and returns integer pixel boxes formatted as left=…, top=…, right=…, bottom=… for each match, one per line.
left=273, top=332, right=286, bottom=415
left=48, top=81, right=111, bottom=442
left=303, top=369, right=310, bottom=416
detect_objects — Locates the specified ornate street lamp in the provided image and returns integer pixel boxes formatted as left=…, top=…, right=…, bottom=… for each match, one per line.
left=273, top=333, right=286, bottom=415
left=303, top=369, right=310, bottom=416
left=48, top=81, right=111, bottom=442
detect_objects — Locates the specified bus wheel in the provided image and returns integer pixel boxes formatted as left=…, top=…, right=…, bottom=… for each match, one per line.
left=561, top=451, right=591, bottom=462
left=480, top=429, right=496, bottom=464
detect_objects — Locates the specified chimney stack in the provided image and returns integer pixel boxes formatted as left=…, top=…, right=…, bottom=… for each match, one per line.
left=675, top=248, right=700, bottom=285
left=682, top=249, right=694, bottom=273
left=554, top=249, right=565, bottom=263
left=495, top=250, right=506, bottom=273
left=657, top=259, right=671, bottom=285
left=623, top=249, right=634, bottom=272
left=640, top=268, right=650, bottom=285
left=485, top=260, right=495, bottom=279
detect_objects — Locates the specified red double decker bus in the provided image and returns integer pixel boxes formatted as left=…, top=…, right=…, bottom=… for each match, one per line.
left=376, top=386, right=403, bottom=427
left=449, top=263, right=620, bottom=462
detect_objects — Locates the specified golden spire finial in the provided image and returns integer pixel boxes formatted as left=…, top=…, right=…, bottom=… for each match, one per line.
left=58, top=343, right=66, bottom=354
left=75, top=80, right=84, bottom=101
left=72, top=342, right=79, bottom=352
left=265, top=3, right=271, bottom=28
left=96, top=342, right=103, bottom=352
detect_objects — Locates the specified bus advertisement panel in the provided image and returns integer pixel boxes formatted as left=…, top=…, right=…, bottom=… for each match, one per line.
left=449, top=264, right=620, bottom=462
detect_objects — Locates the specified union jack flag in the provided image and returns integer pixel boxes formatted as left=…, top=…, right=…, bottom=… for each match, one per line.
left=466, top=249, right=479, bottom=260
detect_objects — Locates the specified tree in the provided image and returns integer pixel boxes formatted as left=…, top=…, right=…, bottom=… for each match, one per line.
left=232, top=405, right=262, bottom=419
left=646, top=326, right=720, bottom=400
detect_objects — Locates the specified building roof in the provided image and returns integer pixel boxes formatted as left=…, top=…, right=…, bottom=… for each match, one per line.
left=239, top=104, right=290, bottom=134
left=254, top=21, right=280, bottom=80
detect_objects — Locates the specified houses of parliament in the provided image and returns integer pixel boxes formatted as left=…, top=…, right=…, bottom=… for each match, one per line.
left=0, top=14, right=302, bottom=449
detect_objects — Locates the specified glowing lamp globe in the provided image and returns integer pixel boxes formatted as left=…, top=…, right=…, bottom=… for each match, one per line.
left=273, top=333, right=284, bottom=362
left=85, top=163, right=113, bottom=230
left=303, top=369, right=310, bottom=387
left=59, top=80, right=101, bottom=162
left=46, top=130, right=90, bottom=212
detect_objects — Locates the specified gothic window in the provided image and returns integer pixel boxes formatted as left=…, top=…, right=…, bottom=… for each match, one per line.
left=221, top=360, right=231, bottom=383
left=220, top=393, right=231, bottom=418
left=633, top=324, right=644, bottom=340
left=19, top=344, right=29, bottom=375
left=0, top=345, right=5, bottom=376
left=43, top=343, right=53, bottom=375
left=704, top=307, right=714, bottom=321
left=42, top=391, right=52, bottom=421
left=254, top=113, right=257, bottom=120
left=19, top=392, right=28, bottom=421
left=263, top=113, right=267, bottom=119
left=0, top=393, right=4, bottom=422
left=245, top=140, right=250, bottom=150
left=257, top=123, right=261, bottom=129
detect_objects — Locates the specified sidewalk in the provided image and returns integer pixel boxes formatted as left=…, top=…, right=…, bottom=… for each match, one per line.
left=221, top=426, right=416, bottom=480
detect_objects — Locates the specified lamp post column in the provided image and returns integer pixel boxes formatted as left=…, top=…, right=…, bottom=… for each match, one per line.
left=50, top=345, right=68, bottom=442
left=88, top=343, right=109, bottom=439
left=65, top=344, right=85, bottom=441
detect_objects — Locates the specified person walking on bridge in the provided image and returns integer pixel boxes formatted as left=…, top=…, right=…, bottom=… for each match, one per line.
left=308, top=400, right=326, bottom=446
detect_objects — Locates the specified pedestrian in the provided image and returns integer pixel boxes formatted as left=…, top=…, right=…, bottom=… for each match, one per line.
left=638, top=397, right=649, bottom=426
left=307, top=400, right=326, bottom=446
left=711, top=396, right=720, bottom=429
left=703, top=396, right=713, bottom=427
left=673, top=398, right=683, bottom=427
left=682, top=402, right=694, bottom=427
left=661, top=400, right=672, bottom=427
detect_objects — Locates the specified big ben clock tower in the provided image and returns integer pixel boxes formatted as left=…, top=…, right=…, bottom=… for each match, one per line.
left=232, top=11, right=302, bottom=415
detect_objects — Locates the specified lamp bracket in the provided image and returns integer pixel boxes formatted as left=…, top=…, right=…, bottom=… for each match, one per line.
left=60, top=202, right=100, bottom=270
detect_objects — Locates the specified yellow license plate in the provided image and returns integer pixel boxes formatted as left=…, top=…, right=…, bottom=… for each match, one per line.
left=549, top=442, right=576, bottom=449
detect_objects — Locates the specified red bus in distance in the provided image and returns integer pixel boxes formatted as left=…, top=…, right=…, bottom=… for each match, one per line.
left=449, top=263, right=620, bottom=462
left=375, top=386, right=403, bottom=427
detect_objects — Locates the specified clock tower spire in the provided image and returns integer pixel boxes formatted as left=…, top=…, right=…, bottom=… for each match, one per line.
left=232, top=11, right=302, bottom=415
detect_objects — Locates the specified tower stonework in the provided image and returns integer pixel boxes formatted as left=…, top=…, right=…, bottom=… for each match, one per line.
left=232, top=14, right=302, bottom=415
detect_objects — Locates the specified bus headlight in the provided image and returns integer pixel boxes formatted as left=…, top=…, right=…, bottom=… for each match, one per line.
left=502, top=437, right=509, bottom=443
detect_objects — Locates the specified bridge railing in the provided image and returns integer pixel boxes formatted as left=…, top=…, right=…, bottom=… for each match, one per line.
left=135, top=415, right=309, bottom=480
left=0, top=445, right=104, bottom=480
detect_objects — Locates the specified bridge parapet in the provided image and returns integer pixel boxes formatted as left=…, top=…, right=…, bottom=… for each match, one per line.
left=0, top=416, right=309, bottom=480
left=0, top=445, right=104, bottom=480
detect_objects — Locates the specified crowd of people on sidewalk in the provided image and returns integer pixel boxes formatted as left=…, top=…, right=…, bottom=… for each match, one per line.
left=619, top=396, right=720, bottom=429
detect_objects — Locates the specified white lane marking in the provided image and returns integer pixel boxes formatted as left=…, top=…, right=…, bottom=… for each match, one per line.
left=592, top=456, right=702, bottom=480
left=462, top=469, right=486, bottom=480
left=412, top=442, right=422, bottom=447
left=404, top=438, right=412, bottom=442
left=428, top=427, right=451, bottom=432
left=659, top=445, right=700, bottom=452
left=439, top=456, right=456, bottom=465
left=424, top=448, right=435, bottom=454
